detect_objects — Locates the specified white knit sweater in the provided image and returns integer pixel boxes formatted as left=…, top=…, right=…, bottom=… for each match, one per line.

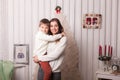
left=33, top=31, right=62, bottom=57
left=38, top=36, right=67, bottom=72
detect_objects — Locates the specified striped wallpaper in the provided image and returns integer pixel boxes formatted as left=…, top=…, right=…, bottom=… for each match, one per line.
left=0, top=0, right=120, bottom=80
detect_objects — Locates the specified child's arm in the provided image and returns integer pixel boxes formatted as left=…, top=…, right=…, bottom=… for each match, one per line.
left=37, top=32, right=63, bottom=41
left=38, top=37, right=67, bottom=61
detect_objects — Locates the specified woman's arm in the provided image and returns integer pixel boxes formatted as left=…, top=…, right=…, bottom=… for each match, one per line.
left=36, top=31, right=62, bottom=41
left=38, top=37, right=67, bottom=61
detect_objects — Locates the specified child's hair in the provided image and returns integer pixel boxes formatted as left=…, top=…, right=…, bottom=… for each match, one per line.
left=39, top=18, right=50, bottom=27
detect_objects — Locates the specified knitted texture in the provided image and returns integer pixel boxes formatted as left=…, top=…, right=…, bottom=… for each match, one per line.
left=55, top=13, right=80, bottom=80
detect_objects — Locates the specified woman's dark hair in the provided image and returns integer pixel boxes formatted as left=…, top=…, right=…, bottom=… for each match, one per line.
left=49, top=18, right=64, bottom=35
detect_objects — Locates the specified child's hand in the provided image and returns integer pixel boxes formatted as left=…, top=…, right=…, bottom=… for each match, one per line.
left=33, top=56, right=39, bottom=63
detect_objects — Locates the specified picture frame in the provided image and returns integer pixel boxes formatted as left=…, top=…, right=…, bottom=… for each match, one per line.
left=83, top=14, right=102, bottom=29
left=14, top=44, right=29, bottom=64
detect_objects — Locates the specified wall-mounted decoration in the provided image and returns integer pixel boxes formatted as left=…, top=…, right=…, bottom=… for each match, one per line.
left=83, top=14, right=102, bottom=29
left=55, top=6, right=61, bottom=14
left=14, top=44, right=29, bottom=64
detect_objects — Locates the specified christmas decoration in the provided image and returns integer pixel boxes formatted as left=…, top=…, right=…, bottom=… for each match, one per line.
left=98, top=45, right=112, bottom=61
left=98, top=45, right=112, bottom=71
left=55, top=6, right=61, bottom=14
left=54, top=9, right=80, bottom=80
left=83, top=14, right=102, bottom=29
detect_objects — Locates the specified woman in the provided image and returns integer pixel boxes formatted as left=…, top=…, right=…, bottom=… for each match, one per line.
left=34, top=18, right=67, bottom=80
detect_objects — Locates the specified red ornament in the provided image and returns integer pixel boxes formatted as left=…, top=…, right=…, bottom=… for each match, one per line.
left=55, top=6, right=61, bottom=14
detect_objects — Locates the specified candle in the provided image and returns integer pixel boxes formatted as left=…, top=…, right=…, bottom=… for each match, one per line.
left=104, top=45, right=106, bottom=56
left=99, top=45, right=102, bottom=56
left=111, top=47, right=112, bottom=57
left=99, top=45, right=100, bottom=56
left=108, top=45, right=110, bottom=56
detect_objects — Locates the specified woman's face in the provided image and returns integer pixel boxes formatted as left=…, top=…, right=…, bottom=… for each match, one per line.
left=50, top=21, right=59, bottom=35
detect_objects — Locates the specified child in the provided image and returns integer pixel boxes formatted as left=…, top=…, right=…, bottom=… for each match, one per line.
left=33, top=18, right=63, bottom=80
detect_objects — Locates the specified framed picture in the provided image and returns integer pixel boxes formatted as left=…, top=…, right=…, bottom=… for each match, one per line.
left=14, top=44, right=29, bottom=64
left=83, top=14, right=102, bottom=29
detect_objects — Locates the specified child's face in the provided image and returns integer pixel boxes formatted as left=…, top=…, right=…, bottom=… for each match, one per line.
left=39, top=24, right=49, bottom=34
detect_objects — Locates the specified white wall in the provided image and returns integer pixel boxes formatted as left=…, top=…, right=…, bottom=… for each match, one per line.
left=0, top=0, right=120, bottom=80
left=0, top=0, right=9, bottom=59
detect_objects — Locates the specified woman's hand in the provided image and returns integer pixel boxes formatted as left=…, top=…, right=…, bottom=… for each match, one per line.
left=33, top=56, right=39, bottom=63
left=61, top=32, right=65, bottom=37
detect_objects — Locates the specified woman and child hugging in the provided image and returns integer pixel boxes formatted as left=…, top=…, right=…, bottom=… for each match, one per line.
left=33, top=18, right=67, bottom=80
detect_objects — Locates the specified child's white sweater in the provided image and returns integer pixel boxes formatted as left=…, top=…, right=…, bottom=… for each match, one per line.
left=33, top=31, right=62, bottom=57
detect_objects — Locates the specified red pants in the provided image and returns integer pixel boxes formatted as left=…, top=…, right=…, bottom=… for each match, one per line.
left=39, top=61, right=52, bottom=80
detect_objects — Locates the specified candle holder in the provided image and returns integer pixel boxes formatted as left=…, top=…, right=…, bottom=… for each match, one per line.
left=98, top=56, right=112, bottom=71
left=98, top=56, right=111, bottom=61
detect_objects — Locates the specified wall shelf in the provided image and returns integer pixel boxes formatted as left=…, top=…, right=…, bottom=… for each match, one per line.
left=96, top=70, right=120, bottom=80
